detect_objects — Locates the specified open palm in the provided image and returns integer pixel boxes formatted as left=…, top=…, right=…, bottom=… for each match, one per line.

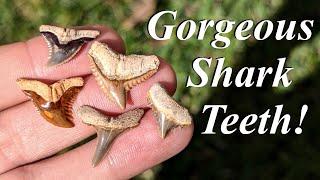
left=0, top=25, right=193, bottom=179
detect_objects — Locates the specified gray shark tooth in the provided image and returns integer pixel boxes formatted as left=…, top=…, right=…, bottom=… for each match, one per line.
left=16, top=77, right=84, bottom=128
left=39, top=25, right=100, bottom=66
left=147, top=83, right=192, bottom=138
left=76, top=105, right=144, bottom=167
left=92, top=127, right=122, bottom=167
left=88, top=41, right=160, bottom=109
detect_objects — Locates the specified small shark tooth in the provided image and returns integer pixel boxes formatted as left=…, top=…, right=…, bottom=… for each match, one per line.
left=16, top=77, right=84, bottom=128
left=76, top=105, right=144, bottom=167
left=88, top=41, right=160, bottom=109
left=147, top=83, right=192, bottom=138
left=39, top=25, right=100, bottom=66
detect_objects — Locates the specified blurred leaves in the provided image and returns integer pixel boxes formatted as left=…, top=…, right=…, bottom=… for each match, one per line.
left=0, top=0, right=285, bottom=113
left=1, top=0, right=320, bottom=179
left=287, top=34, right=320, bottom=88
left=122, top=0, right=156, bottom=30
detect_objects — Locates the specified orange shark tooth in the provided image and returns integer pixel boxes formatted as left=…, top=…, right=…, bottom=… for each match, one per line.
left=147, top=83, right=192, bottom=138
left=16, top=77, right=84, bottom=128
left=76, top=105, right=144, bottom=167
left=88, top=41, right=160, bottom=109
left=39, top=25, right=100, bottom=66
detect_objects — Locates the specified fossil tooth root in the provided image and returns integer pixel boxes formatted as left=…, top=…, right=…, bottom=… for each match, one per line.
left=39, top=25, right=100, bottom=66
left=76, top=105, right=144, bottom=167
left=16, top=77, right=84, bottom=128
left=147, top=83, right=192, bottom=138
left=87, top=41, right=160, bottom=109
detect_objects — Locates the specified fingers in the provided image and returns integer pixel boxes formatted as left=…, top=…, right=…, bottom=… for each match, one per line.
left=0, top=111, right=194, bottom=179
left=0, top=25, right=125, bottom=110
left=0, top=59, right=176, bottom=173
left=77, top=59, right=176, bottom=113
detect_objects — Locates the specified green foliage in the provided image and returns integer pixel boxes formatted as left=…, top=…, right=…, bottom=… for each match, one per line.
left=0, top=0, right=286, bottom=113
left=1, top=0, right=320, bottom=179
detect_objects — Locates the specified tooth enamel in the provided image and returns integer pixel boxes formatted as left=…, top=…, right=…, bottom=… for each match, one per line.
left=76, top=105, right=144, bottom=167
left=39, top=25, right=100, bottom=66
left=87, top=41, right=160, bottom=109
left=157, top=112, right=176, bottom=139
left=16, top=77, right=84, bottom=128
left=92, top=128, right=122, bottom=167
left=147, top=83, right=192, bottom=138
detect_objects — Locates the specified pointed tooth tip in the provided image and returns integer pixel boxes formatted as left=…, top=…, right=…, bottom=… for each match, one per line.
left=47, top=61, right=57, bottom=67
left=160, top=124, right=168, bottom=139
left=157, top=112, right=175, bottom=139
left=113, top=96, right=125, bottom=109
left=161, top=132, right=166, bottom=139
left=119, top=102, right=126, bottom=110
left=64, top=123, right=75, bottom=128
left=91, top=158, right=100, bottom=168
left=91, top=128, right=118, bottom=167
left=57, top=124, right=74, bottom=128
left=112, top=89, right=126, bottom=109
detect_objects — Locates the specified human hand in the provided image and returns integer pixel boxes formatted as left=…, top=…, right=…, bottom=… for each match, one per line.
left=0, top=25, right=193, bottom=179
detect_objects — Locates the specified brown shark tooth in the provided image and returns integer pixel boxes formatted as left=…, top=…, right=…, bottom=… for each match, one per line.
left=88, top=41, right=160, bottom=109
left=39, top=25, right=100, bottom=66
left=16, top=77, right=84, bottom=128
left=147, top=83, right=192, bottom=138
left=76, top=105, right=144, bottom=167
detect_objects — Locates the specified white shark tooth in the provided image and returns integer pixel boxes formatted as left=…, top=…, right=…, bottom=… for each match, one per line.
left=16, top=77, right=84, bottom=128
left=88, top=41, right=160, bottom=109
left=147, top=83, right=192, bottom=138
left=76, top=105, right=144, bottom=167
left=39, top=25, right=100, bottom=66
left=157, top=111, right=176, bottom=139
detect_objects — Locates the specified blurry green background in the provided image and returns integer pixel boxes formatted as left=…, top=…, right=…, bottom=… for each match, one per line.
left=1, top=0, right=320, bottom=179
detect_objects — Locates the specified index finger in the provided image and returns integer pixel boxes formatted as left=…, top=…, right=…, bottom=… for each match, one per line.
left=0, top=25, right=125, bottom=110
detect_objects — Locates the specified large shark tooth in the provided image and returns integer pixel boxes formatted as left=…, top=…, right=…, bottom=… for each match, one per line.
left=16, top=77, right=84, bottom=128
left=88, top=41, right=160, bottom=109
left=147, top=83, right=192, bottom=138
left=76, top=105, right=144, bottom=167
left=39, top=25, right=100, bottom=66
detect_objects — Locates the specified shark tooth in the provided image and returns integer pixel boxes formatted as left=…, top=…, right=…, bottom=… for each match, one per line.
left=88, top=41, right=160, bottom=109
left=147, top=83, right=192, bottom=138
left=16, top=77, right=84, bottom=128
left=39, top=25, right=100, bottom=66
left=76, top=105, right=144, bottom=167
